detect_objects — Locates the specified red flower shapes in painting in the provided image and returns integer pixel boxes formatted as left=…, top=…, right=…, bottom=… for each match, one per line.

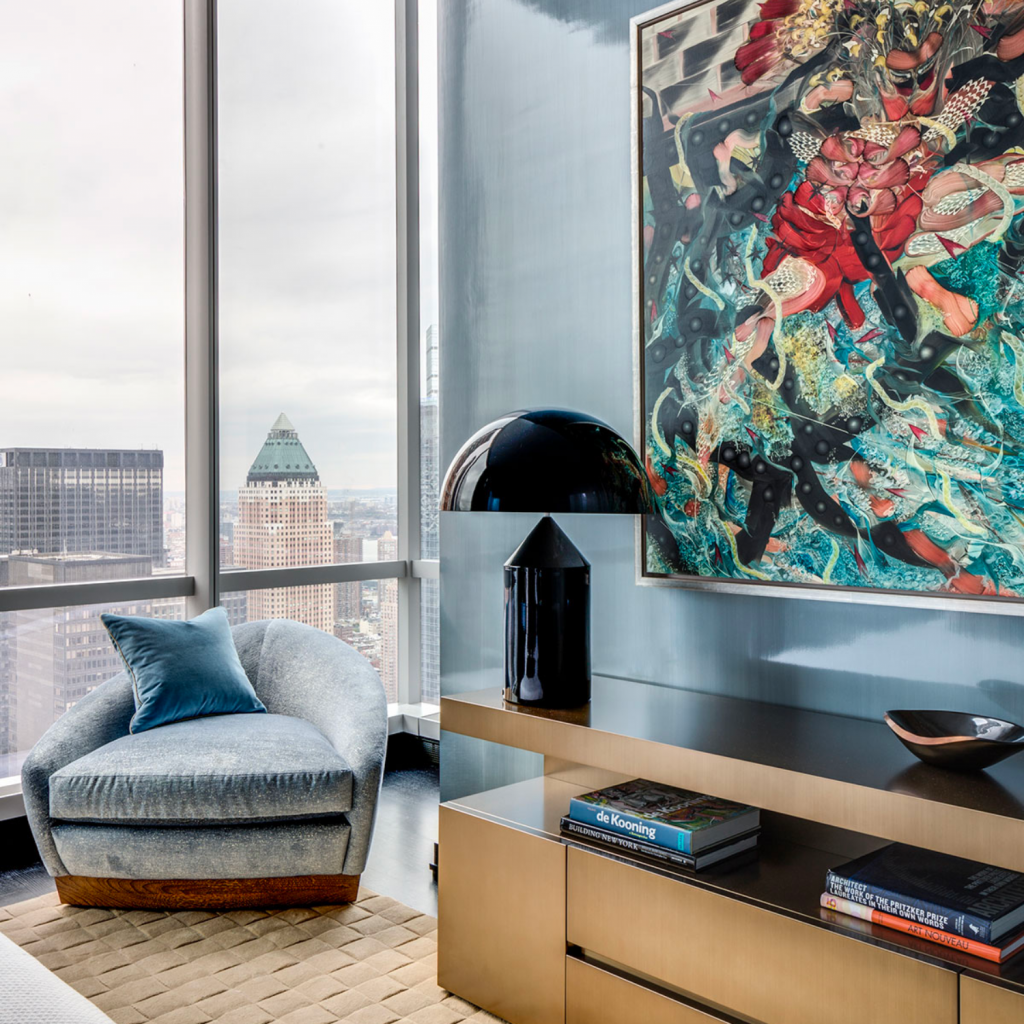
left=762, top=127, right=931, bottom=328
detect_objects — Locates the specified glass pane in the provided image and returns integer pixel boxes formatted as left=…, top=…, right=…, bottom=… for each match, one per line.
left=419, top=0, right=440, bottom=705
left=420, top=577, right=439, bottom=705
left=0, top=597, right=187, bottom=781
left=0, top=3, right=185, bottom=587
left=221, top=583, right=397, bottom=703
left=217, top=0, right=398, bottom=577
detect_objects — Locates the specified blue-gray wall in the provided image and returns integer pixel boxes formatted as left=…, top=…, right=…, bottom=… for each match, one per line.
left=438, top=0, right=1024, bottom=800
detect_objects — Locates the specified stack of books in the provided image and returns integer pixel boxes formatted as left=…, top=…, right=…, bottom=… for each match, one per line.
left=822, top=844, right=1024, bottom=963
left=559, top=778, right=760, bottom=871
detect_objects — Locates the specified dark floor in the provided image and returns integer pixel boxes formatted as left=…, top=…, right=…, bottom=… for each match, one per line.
left=0, top=743, right=440, bottom=918
left=362, top=760, right=439, bottom=917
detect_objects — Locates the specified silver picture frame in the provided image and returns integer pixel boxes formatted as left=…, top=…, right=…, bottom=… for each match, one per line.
left=630, top=0, right=1024, bottom=616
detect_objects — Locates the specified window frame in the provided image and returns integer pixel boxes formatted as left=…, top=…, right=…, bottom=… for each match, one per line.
left=0, top=0, right=437, bottom=796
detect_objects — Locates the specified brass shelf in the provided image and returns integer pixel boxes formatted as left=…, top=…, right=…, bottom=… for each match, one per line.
left=445, top=776, right=1024, bottom=990
left=442, top=676, right=1024, bottom=872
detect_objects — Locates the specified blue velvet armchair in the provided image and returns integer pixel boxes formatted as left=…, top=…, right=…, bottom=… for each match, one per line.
left=21, top=619, right=388, bottom=909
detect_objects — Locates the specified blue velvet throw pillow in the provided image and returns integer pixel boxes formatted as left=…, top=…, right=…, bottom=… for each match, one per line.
left=101, top=607, right=266, bottom=734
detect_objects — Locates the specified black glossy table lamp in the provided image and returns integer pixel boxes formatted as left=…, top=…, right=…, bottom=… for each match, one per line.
left=440, top=409, right=654, bottom=709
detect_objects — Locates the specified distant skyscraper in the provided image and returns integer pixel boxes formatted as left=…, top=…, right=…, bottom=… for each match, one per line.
left=7, top=553, right=152, bottom=756
left=378, top=530, right=398, bottom=703
left=425, top=323, right=439, bottom=401
left=0, top=447, right=163, bottom=764
left=420, top=577, right=439, bottom=706
left=421, top=325, right=440, bottom=560
left=0, top=448, right=164, bottom=566
left=235, top=414, right=333, bottom=631
left=333, top=524, right=363, bottom=622
left=218, top=589, right=250, bottom=628
left=0, top=600, right=12, bottom=772
left=420, top=324, right=440, bottom=703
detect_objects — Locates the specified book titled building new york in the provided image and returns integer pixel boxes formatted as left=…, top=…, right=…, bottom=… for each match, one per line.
left=825, top=843, right=1024, bottom=945
left=568, top=779, right=759, bottom=855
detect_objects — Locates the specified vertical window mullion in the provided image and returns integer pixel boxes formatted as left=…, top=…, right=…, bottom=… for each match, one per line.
left=183, top=0, right=219, bottom=618
left=396, top=0, right=422, bottom=708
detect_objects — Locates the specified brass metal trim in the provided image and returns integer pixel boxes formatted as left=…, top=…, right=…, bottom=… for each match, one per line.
left=961, top=973, right=1024, bottom=1024
left=442, top=685, right=1024, bottom=872
left=567, top=954, right=741, bottom=1023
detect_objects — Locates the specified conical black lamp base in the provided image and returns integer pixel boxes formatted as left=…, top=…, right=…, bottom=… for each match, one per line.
left=503, top=516, right=591, bottom=708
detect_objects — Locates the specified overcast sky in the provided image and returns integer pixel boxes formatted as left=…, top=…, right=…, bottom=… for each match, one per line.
left=0, top=0, right=438, bottom=494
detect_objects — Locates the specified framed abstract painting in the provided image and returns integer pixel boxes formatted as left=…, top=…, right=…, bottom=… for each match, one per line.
left=633, top=0, right=1024, bottom=611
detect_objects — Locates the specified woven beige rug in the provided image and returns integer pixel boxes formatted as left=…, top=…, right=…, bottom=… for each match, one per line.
left=0, top=888, right=503, bottom=1024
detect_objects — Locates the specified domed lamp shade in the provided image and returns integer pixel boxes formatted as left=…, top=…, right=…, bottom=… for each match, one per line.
left=441, top=409, right=655, bottom=708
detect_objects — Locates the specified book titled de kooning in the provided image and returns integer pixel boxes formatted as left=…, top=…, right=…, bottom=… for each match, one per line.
left=568, top=779, right=759, bottom=855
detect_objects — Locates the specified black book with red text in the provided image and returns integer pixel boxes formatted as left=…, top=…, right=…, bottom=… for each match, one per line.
left=826, top=844, right=1024, bottom=945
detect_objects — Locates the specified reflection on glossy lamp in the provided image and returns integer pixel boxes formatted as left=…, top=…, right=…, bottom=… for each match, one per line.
left=440, top=409, right=654, bottom=709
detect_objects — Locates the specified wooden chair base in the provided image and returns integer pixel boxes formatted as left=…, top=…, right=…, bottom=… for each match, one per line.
left=55, top=873, right=360, bottom=910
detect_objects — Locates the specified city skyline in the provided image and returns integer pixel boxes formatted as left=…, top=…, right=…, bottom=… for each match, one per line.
left=0, top=373, right=439, bottom=769
left=0, top=424, right=409, bottom=770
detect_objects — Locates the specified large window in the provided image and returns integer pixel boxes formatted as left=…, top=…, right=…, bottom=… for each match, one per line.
left=0, top=0, right=440, bottom=791
left=0, top=1, right=186, bottom=776
left=0, top=2, right=185, bottom=587
left=215, top=0, right=408, bottom=707
left=217, top=0, right=398, bottom=571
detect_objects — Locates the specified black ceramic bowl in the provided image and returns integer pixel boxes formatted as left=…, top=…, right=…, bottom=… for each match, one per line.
left=884, top=710, right=1024, bottom=771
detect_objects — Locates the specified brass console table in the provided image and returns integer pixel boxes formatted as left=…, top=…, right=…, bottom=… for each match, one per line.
left=438, top=675, right=1024, bottom=1024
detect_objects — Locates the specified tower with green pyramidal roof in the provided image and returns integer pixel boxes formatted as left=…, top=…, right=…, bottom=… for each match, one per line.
left=235, top=414, right=334, bottom=631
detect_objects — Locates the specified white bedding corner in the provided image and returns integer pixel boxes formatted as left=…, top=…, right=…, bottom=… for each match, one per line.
left=0, top=930, right=114, bottom=1024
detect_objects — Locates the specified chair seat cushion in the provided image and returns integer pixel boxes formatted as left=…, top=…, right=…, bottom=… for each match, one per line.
left=48, top=714, right=353, bottom=826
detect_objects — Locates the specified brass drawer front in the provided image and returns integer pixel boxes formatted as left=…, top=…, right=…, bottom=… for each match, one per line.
left=567, top=847, right=957, bottom=1024
left=567, top=956, right=733, bottom=1023
left=961, top=975, right=1024, bottom=1024
left=438, top=805, right=566, bottom=1024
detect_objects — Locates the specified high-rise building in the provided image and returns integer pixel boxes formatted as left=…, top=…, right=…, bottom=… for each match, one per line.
left=0, top=591, right=12, bottom=773
left=0, top=448, right=163, bottom=764
left=378, top=530, right=398, bottom=702
left=6, top=553, right=152, bottom=756
left=420, top=324, right=440, bottom=702
left=235, top=414, right=334, bottom=630
left=219, top=589, right=250, bottom=628
left=425, top=323, right=439, bottom=401
left=420, top=577, right=439, bottom=706
left=0, top=448, right=164, bottom=566
left=421, top=325, right=440, bottom=561
left=333, top=524, right=363, bottom=622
